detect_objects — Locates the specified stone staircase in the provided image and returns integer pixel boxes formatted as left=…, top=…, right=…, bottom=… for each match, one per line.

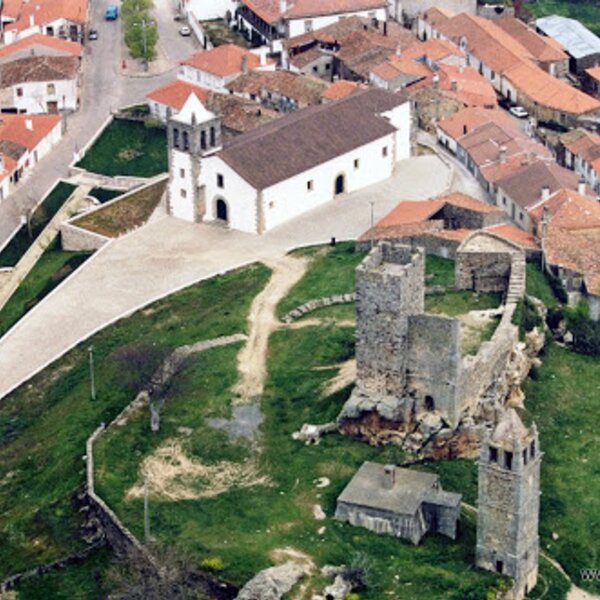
left=506, top=252, right=526, bottom=304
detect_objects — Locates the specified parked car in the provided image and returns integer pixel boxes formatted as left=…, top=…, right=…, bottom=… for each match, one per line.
left=105, top=5, right=119, bottom=20
left=88, top=28, right=98, bottom=40
left=509, top=105, right=529, bottom=119
left=179, top=25, right=191, bottom=36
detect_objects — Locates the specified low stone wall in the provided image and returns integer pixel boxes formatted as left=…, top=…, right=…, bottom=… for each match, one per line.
left=61, top=221, right=110, bottom=252
left=282, top=293, right=356, bottom=323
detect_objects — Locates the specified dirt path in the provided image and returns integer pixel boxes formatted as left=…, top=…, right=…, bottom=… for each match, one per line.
left=233, top=255, right=309, bottom=403
left=320, top=359, right=356, bottom=397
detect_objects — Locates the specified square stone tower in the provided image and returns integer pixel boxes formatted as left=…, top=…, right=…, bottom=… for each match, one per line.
left=476, top=409, right=541, bottom=599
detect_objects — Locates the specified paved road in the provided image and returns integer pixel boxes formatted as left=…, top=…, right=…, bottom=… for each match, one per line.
left=0, top=0, right=196, bottom=248
left=0, top=154, right=452, bottom=400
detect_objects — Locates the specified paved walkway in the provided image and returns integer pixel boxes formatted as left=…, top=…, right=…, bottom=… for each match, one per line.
left=0, top=154, right=450, bottom=400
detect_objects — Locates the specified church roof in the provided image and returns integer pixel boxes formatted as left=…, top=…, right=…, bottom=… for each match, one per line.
left=217, top=88, right=407, bottom=190
left=491, top=409, right=529, bottom=445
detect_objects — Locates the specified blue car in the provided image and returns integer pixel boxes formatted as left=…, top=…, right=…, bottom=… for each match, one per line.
left=105, top=5, right=118, bottom=20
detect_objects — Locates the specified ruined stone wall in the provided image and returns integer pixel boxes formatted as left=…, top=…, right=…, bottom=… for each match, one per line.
left=355, top=243, right=424, bottom=397
left=456, top=251, right=513, bottom=292
left=406, top=314, right=461, bottom=426
left=437, top=205, right=504, bottom=230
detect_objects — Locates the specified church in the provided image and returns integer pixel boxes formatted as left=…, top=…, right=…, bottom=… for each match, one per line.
left=166, top=88, right=411, bottom=234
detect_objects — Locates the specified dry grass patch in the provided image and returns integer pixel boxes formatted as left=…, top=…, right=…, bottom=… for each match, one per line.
left=126, top=438, right=271, bottom=501
left=73, top=179, right=166, bottom=238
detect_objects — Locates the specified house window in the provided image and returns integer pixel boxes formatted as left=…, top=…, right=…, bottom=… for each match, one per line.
left=382, top=146, right=388, bottom=157
left=489, top=447, right=498, bottom=463
left=354, top=158, right=360, bottom=169
left=180, top=168, right=185, bottom=178
left=47, top=83, right=56, bottom=95
left=304, top=19, right=313, bottom=32
left=325, top=63, right=331, bottom=70
left=217, top=173, right=224, bottom=188
left=502, top=196, right=507, bottom=205
left=183, top=131, right=189, bottom=151
left=505, top=451, right=513, bottom=470
left=307, top=180, right=314, bottom=191
left=269, top=201, right=275, bottom=208
left=210, top=126, right=216, bottom=146
left=523, top=449, right=528, bottom=465
left=180, top=188, right=187, bottom=198
left=313, top=66, right=318, bottom=73
left=519, top=211, right=524, bottom=221
left=496, top=561, right=504, bottom=574
left=16, top=88, right=23, bottom=97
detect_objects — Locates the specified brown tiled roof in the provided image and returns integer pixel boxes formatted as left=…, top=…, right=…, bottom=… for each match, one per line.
left=226, top=70, right=328, bottom=105
left=205, top=94, right=282, bottom=134
left=0, top=34, right=82, bottom=59
left=504, top=60, right=600, bottom=115
left=146, top=79, right=210, bottom=110
left=284, top=15, right=371, bottom=49
left=242, top=0, right=386, bottom=24
left=497, top=160, right=583, bottom=210
left=321, top=79, right=362, bottom=100
left=218, top=88, right=406, bottom=189
left=371, top=54, right=431, bottom=84
left=437, top=64, right=497, bottom=108
left=402, top=38, right=463, bottom=62
left=421, top=7, right=455, bottom=28
left=495, top=16, right=567, bottom=63
left=0, top=55, right=78, bottom=86
left=485, top=223, right=538, bottom=250
left=181, top=44, right=272, bottom=77
left=290, top=45, right=325, bottom=69
left=528, top=189, right=600, bottom=230
left=0, top=139, right=26, bottom=160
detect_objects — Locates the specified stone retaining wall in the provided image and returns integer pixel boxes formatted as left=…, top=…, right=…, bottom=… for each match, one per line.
left=61, top=222, right=110, bottom=252
left=282, top=293, right=356, bottom=323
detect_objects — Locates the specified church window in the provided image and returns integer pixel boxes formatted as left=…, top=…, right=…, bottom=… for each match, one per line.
left=210, top=126, right=216, bottom=146
left=382, top=146, right=388, bottom=157
left=173, top=128, right=180, bottom=148
left=180, top=188, right=187, bottom=198
left=489, top=447, right=498, bottom=463
left=307, top=180, right=314, bottom=191
left=505, top=451, right=513, bottom=470
left=180, top=168, right=185, bottom=178
left=354, top=158, right=360, bottom=170
left=183, top=130, right=189, bottom=151
left=201, top=130, right=207, bottom=150
left=217, top=173, right=224, bottom=188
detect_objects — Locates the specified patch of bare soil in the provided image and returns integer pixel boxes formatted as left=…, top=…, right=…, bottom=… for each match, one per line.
left=458, top=309, right=501, bottom=355
left=126, top=439, right=271, bottom=501
left=233, top=255, right=308, bottom=403
left=270, top=547, right=316, bottom=573
left=320, top=359, right=356, bottom=397
left=287, top=318, right=356, bottom=330
left=568, top=588, right=600, bottom=600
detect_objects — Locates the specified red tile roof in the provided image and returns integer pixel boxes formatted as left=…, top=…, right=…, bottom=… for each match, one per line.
left=0, top=113, right=61, bottom=150
left=586, top=66, right=600, bottom=82
left=485, top=223, right=538, bottom=250
left=437, top=106, right=514, bottom=140
left=0, top=33, right=82, bottom=59
left=437, top=64, right=497, bottom=108
left=528, top=189, right=600, bottom=230
left=321, top=79, right=362, bottom=100
left=402, top=38, right=463, bottom=62
left=5, top=0, right=88, bottom=32
left=146, top=79, right=210, bottom=110
left=181, top=44, right=271, bottom=77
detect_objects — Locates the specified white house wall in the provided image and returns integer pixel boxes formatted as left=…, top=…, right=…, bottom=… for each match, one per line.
left=186, top=0, right=237, bottom=21
left=11, top=78, right=78, bottom=113
left=179, top=65, right=225, bottom=91
left=287, top=7, right=387, bottom=37
left=169, top=150, right=198, bottom=222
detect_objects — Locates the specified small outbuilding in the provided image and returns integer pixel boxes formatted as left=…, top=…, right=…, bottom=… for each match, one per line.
left=335, top=462, right=461, bottom=545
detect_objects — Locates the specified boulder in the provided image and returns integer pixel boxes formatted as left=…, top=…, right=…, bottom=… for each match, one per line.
left=236, top=561, right=306, bottom=600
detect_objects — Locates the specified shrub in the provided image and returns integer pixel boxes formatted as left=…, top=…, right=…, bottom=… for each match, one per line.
left=200, top=556, right=224, bottom=571
left=513, top=297, right=542, bottom=339
left=564, top=307, right=600, bottom=356
left=343, top=553, right=373, bottom=589
left=547, top=272, right=568, bottom=304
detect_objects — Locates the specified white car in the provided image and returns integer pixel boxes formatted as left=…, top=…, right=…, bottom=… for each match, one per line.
left=179, top=26, right=191, bottom=36
left=509, top=105, right=529, bottom=119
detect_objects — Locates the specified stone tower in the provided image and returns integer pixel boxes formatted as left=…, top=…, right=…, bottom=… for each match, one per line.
left=476, top=409, right=541, bottom=599
left=167, top=93, right=222, bottom=223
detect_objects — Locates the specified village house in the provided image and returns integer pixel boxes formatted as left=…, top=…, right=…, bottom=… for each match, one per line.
left=178, top=44, right=275, bottom=93
left=146, top=79, right=281, bottom=138
left=418, top=10, right=600, bottom=126
left=0, top=55, right=80, bottom=114
left=320, top=79, right=363, bottom=102
left=557, top=128, right=600, bottom=194
left=225, top=69, right=329, bottom=111
left=528, top=189, right=600, bottom=318
left=0, top=34, right=82, bottom=66
left=357, top=192, right=538, bottom=258
left=235, top=0, right=387, bottom=52
left=583, top=66, right=600, bottom=97
left=166, top=88, right=410, bottom=233
left=179, top=0, right=237, bottom=22
left=2, top=0, right=88, bottom=45
left=536, top=15, right=600, bottom=75
left=335, top=462, right=461, bottom=545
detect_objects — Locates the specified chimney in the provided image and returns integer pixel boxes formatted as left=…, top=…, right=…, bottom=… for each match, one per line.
left=241, top=54, right=249, bottom=75
left=396, top=44, right=402, bottom=57
left=578, top=179, right=586, bottom=195
left=432, top=73, right=439, bottom=89
left=541, top=185, right=551, bottom=202
left=25, top=118, right=33, bottom=131
left=499, top=145, right=507, bottom=164
left=279, top=0, right=287, bottom=16
left=450, top=79, right=457, bottom=92
left=260, top=51, right=266, bottom=67
left=383, top=465, right=396, bottom=490
left=29, top=14, right=35, bottom=27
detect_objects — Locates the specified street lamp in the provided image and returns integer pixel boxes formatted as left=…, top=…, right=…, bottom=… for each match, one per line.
left=133, top=18, right=155, bottom=72
left=88, top=345, right=96, bottom=400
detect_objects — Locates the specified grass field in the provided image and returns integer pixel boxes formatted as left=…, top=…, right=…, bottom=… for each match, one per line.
left=0, top=238, right=91, bottom=338
left=526, top=262, right=559, bottom=308
left=88, top=187, right=124, bottom=205
left=0, top=263, right=271, bottom=581
left=0, top=182, right=77, bottom=268
left=76, top=119, right=167, bottom=177
left=73, top=179, right=166, bottom=237
left=425, top=291, right=502, bottom=316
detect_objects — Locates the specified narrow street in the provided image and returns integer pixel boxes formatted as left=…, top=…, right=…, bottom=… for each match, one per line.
left=0, top=0, right=196, bottom=247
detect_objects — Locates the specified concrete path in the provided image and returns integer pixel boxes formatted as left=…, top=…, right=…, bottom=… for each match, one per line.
left=0, top=154, right=451, bottom=400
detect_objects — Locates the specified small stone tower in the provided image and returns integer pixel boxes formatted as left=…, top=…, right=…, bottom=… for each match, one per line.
left=167, top=93, right=222, bottom=223
left=476, top=409, right=541, bottom=599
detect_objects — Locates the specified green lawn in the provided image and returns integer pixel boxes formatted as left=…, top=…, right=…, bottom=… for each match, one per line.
left=88, top=187, right=124, bottom=205
left=526, top=262, right=559, bottom=309
left=528, top=0, right=600, bottom=36
left=277, top=242, right=366, bottom=318
left=76, top=119, right=167, bottom=177
left=0, top=263, right=270, bottom=580
left=0, top=238, right=91, bottom=338
left=0, top=182, right=77, bottom=268
left=426, top=255, right=455, bottom=288
left=425, top=291, right=502, bottom=316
